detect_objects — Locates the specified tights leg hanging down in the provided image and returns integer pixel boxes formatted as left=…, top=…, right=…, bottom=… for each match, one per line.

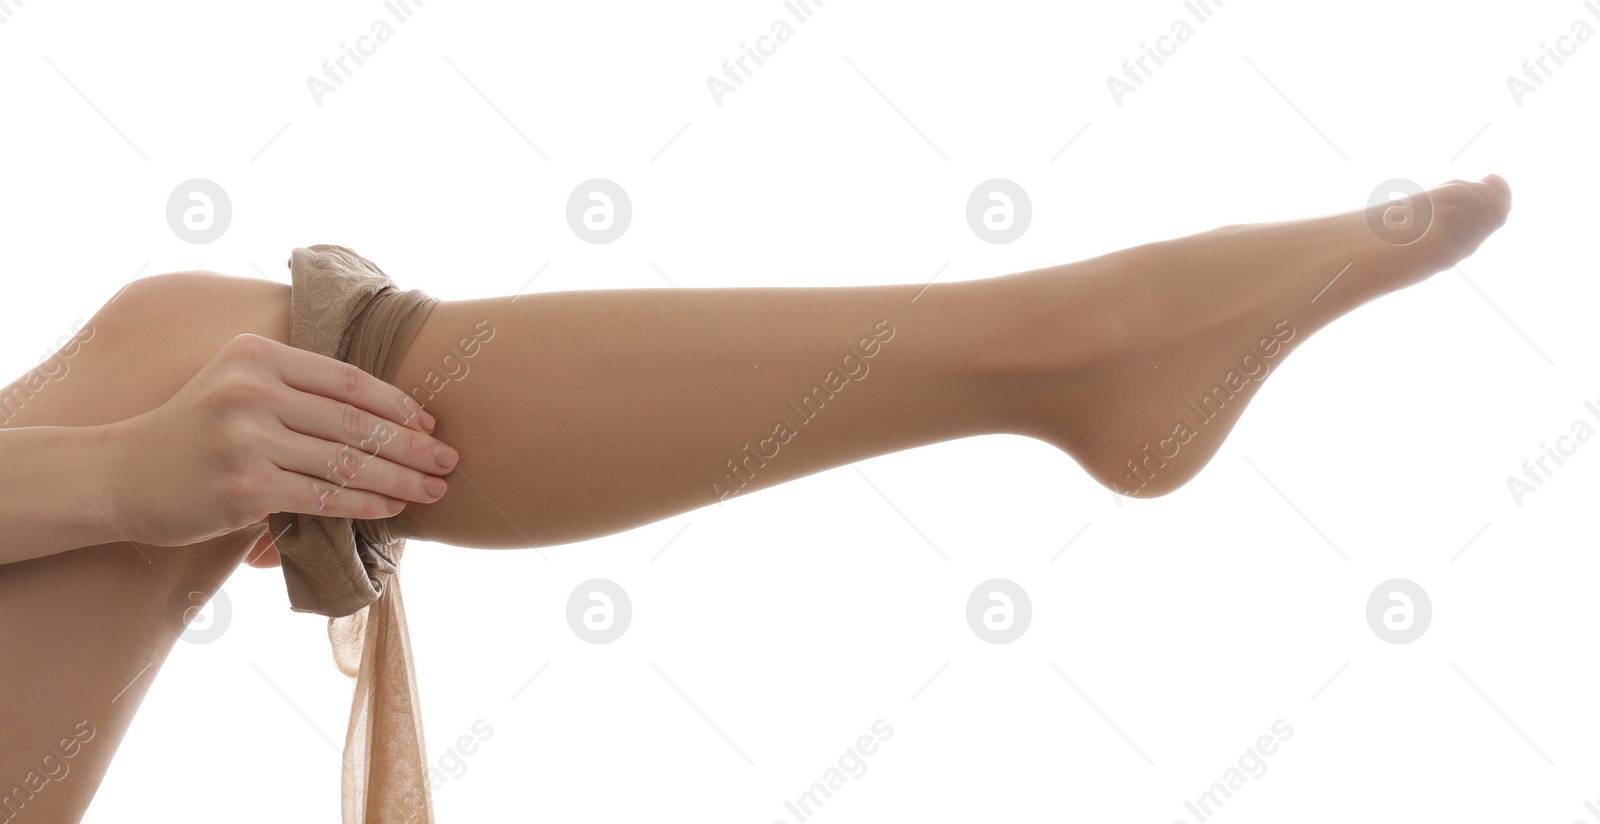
left=265, top=244, right=440, bottom=824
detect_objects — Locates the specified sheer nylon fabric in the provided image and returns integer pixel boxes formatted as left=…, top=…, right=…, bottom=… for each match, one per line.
left=264, top=244, right=439, bottom=824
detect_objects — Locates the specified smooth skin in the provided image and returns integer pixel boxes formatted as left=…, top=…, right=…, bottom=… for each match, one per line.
left=0, top=332, right=458, bottom=565
left=0, top=175, right=1510, bottom=822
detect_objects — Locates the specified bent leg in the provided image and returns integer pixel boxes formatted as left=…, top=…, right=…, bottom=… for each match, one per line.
left=0, top=264, right=1042, bottom=818
left=0, top=272, right=290, bottom=823
left=0, top=175, right=1509, bottom=816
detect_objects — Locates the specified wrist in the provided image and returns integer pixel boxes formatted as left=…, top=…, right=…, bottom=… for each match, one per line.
left=75, top=418, right=139, bottom=546
left=0, top=422, right=143, bottom=565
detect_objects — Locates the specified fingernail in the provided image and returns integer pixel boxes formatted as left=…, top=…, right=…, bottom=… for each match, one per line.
left=425, top=476, right=448, bottom=500
left=435, top=445, right=459, bottom=470
left=421, top=410, right=437, bottom=432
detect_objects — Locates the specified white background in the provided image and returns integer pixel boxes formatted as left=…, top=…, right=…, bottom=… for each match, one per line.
left=2, top=0, right=1598, bottom=821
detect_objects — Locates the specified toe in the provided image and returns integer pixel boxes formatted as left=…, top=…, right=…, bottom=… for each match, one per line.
left=1478, top=174, right=1512, bottom=222
left=1420, top=178, right=1509, bottom=265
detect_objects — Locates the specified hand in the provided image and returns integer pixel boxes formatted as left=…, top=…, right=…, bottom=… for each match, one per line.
left=101, top=333, right=457, bottom=548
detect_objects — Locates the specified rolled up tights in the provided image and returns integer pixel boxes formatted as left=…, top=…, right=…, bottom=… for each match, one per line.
left=265, top=244, right=440, bottom=824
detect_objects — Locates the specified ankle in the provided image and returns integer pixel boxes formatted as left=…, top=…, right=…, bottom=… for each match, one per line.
left=956, top=266, right=1132, bottom=438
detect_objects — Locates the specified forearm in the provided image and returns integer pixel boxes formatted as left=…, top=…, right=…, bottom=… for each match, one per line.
left=0, top=423, right=128, bottom=565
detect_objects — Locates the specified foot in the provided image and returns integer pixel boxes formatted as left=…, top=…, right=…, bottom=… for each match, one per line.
left=1019, top=175, right=1511, bottom=497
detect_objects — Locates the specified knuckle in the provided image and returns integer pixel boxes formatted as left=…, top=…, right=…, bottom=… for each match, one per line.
left=325, top=437, right=362, bottom=486
left=214, top=371, right=267, bottom=408
left=339, top=362, right=367, bottom=399
left=215, top=410, right=261, bottom=460
left=219, top=465, right=267, bottom=521
left=391, top=396, right=423, bottom=427
left=309, top=479, right=344, bottom=514
left=225, top=332, right=274, bottom=363
left=364, top=417, right=398, bottom=453
left=340, top=402, right=366, bottom=445
left=402, top=428, right=432, bottom=465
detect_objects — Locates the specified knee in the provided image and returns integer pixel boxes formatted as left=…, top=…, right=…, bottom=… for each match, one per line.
left=91, top=270, right=291, bottom=356
left=47, top=270, right=294, bottom=419
left=1, top=271, right=291, bottom=429
left=107, top=269, right=230, bottom=307
left=101, top=270, right=281, bottom=329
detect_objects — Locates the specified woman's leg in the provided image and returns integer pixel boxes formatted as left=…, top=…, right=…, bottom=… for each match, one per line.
left=0, top=272, right=291, bottom=823
left=390, top=175, right=1510, bottom=545
left=0, top=174, right=1508, bottom=820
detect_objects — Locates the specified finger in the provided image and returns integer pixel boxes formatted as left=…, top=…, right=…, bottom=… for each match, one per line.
left=270, top=467, right=414, bottom=521
left=275, top=388, right=458, bottom=477
left=264, top=340, right=436, bottom=433
left=272, top=427, right=449, bottom=505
